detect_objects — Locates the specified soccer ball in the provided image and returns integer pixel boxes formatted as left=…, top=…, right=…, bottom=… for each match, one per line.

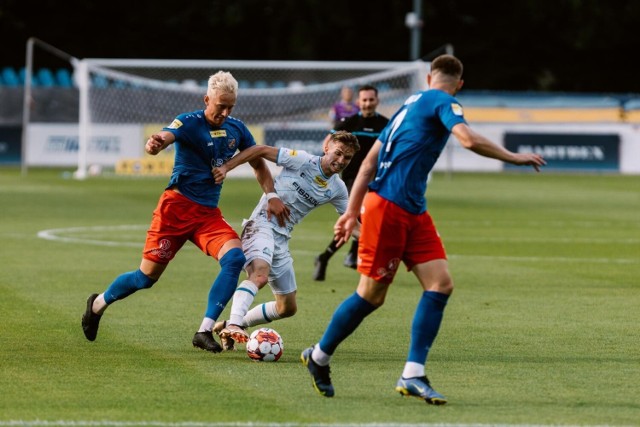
left=246, top=327, right=283, bottom=362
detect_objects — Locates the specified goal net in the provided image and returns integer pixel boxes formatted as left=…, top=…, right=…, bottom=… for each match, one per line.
left=23, top=49, right=428, bottom=178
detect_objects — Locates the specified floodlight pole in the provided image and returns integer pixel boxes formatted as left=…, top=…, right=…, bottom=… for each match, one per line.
left=406, top=0, right=424, bottom=60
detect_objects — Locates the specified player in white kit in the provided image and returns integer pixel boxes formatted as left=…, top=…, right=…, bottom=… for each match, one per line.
left=210, top=130, right=360, bottom=349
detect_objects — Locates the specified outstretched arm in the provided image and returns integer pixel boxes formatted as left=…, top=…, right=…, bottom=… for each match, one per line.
left=212, top=145, right=279, bottom=183
left=452, top=123, right=546, bottom=172
left=145, top=131, right=175, bottom=155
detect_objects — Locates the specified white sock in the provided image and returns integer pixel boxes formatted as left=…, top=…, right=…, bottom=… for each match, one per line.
left=311, top=344, right=332, bottom=366
left=244, top=301, right=281, bottom=327
left=229, top=280, right=259, bottom=326
left=198, top=317, right=214, bottom=332
left=401, top=361, right=425, bottom=378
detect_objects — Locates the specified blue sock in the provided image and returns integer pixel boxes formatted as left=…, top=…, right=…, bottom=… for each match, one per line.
left=104, top=269, right=157, bottom=304
left=407, top=290, right=449, bottom=364
left=319, top=292, right=377, bottom=355
left=205, top=247, right=245, bottom=320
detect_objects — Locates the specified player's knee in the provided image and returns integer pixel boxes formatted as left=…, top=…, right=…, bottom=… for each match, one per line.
left=277, top=301, right=297, bottom=318
left=134, top=269, right=157, bottom=290
left=219, top=247, right=245, bottom=273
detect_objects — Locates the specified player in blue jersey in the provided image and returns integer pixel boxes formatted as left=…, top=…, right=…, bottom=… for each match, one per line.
left=208, top=131, right=360, bottom=350
left=313, top=85, right=389, bottom=281
left=301, top=55, right=546, bottom=403
left=81, top=71, right=289, bottom=353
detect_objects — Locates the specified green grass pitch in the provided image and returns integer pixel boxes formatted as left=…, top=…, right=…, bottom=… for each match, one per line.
left=1, top=167, right=638, bottom=426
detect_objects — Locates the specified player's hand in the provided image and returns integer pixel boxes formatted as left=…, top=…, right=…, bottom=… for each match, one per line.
left=212, top=165, right=228, bottom=184
left=514, top=153, right=546, bottom=172
left=334, top=211, right=358, bottom=246
left=267, top=197, right=290, bottom=228
left=145, top=134, right=165, bottom=155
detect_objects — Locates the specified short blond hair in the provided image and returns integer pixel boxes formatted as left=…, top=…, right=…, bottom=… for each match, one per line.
left=207, top=71, right=238, bottom=97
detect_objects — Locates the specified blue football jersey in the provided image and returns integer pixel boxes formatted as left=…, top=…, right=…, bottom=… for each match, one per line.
left=370, top=89, right=467, bottom=214
left=163, top=110, right=256, bottom=207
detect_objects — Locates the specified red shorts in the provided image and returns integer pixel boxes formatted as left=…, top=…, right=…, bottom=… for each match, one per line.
left=142, top=189, right=239, bottom=264
left=357, top=192, right=447, bottom=284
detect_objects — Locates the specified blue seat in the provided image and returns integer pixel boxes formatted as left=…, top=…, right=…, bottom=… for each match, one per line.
left=253, top=80, right=269, bottom=89
left=238, top=80, right=251, bottom=89
left=2, top=67, right=20, bottom=86
left=271, top=80, right=287, bottom=88
left=37, top=68, right=56, bottom=87
left=92, top=74, right=109, bottom=88
left=56, top=68, right=73, bottom=87
left=19, top=67, right=39, bottom=86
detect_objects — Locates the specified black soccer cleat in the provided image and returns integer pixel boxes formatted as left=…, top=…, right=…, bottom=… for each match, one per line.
left=312, top=255, right=328, bottom=281
left=192, top=331, right=223, bottom=353
left=81, top=293, right=102, bottom=342
left=301, top=345, right=334, bottom=397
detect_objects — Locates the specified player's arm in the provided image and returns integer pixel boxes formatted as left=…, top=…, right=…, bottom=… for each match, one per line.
left=145, top=131, right=175, bottom=155
left=451, top=123, right=546, bottom=171
left=333, top=139, right=381, bottom=245
left=212, top=145, right=279, bottom=183
left=247, top=151, right=290, bottom=228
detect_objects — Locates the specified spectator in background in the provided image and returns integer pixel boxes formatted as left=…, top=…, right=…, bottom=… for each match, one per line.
left=313, top=84, right=389, bottom=281
left=81, top=71, right=289, bottom=354
left=329, top=85, right=359, bottom=126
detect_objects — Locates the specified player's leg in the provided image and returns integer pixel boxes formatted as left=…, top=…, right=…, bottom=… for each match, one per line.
left=82, top=191, right=187, bottom=342
left=82, top=259, right=164, bottom=342
left=396, top=211, right=451, bottom=404
left=313, top=237, right=344, bottom=281
left=342, top=237, right=358, bottom=269
left=243, top=259, right=298, bottom=327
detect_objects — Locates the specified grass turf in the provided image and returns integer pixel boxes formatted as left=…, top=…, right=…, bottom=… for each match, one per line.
left=0, top=167, right=638, bottom=425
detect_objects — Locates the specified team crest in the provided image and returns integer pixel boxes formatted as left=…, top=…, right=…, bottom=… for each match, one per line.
left=451, top=103, right=463, bottom=116
left=167, top=119, right=183, bottom=129
left=314, top=175, right=328, bottom=188
left=228, top=139, right=237, bottom=150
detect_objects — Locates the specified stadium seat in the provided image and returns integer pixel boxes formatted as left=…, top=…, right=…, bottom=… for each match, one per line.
left=56, top=68, right=73, bottom=87
left=92, top=74, right=109, bottom=88
left=253, top=80, right=269, bottom=89
left=238, top=80, right=251, bottom=89
left=2, top=67, right=20, bottom=86
left=271, top=80, right=287, bottom=88
left=37, top=68, right=56, bottom=87
left=19, top=67, right=38, bottom=86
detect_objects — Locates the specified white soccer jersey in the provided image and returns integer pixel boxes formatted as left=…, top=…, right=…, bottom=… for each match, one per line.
left=247, top=148, right=349, bottom=238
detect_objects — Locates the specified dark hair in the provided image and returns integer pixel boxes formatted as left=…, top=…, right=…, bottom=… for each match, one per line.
left=330, top=130, right=360, bottom=152
left=357, top=84, right=378, bottom=96
left=431, top=54, right=463, bottom=79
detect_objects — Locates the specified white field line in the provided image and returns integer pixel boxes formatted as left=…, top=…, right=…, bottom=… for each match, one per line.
left=0, top=422, right=630, bottom=427
left=36, top=225, right=639, bottom=265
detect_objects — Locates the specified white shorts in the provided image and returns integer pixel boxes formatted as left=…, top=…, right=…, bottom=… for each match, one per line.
left=241, top=219, right=297, bottom=295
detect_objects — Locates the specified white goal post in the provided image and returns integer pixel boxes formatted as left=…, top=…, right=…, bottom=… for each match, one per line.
left=72, top=58, right=428, bottom=178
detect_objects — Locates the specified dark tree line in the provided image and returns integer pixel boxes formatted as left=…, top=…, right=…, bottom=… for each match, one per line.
left=2, top=0, right=639, bottom=93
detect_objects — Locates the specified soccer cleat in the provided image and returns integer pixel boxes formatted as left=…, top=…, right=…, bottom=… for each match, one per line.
left=300, top=346, right=334, bottom=397
left=343, top=251, right=357, bottom=269
left=192, top=331, right=222, bottom=353
left=220, top=323, right=249, bottom=345
left=313, top=255, right=328, bottom=281
left=395, top=376, right=447, bottom=405
left=213, top=320, right=236, bottom=351
left=81, top=293, right=102, bottom=342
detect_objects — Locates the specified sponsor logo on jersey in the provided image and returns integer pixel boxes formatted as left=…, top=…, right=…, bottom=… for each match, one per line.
left=289, top=149, right=298, bottom=156
left=210, top=130, right=227, bottom=138
left=451, top=103, right=463, bottom=116
left=292, top=181, right=319, bottom=206
left=167, top=119, right=183, bottom=129
left=314, top=175, right=328, bottom=188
